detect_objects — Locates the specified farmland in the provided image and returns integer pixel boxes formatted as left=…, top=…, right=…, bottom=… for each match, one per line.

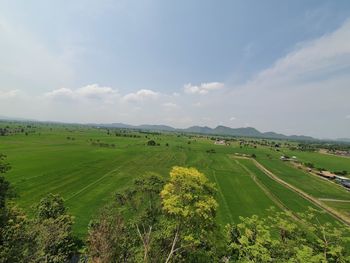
left=0, top=122, right=350, bottom=236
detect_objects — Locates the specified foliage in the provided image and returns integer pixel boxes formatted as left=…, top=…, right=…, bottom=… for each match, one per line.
left=225, top=208, right=350, bottom=262
left=160, top=166, right=219, bottom=262
left=32, top=194, right=77, bottom=263
left=147, top=140, right=157, bottom=146
left=36, top=193, right=66, bottom=220
left=0, top=206, right=35, bottom=263
left=87, top=206, right=137, bottom=263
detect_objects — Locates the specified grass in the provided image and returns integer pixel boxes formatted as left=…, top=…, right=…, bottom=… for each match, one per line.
left=283, top=148, right=350, bottom=173
left=1, top=123, right=349, bottom=236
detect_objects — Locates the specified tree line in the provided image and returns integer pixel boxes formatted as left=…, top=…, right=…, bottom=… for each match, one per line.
left=1, top=155, right=350, bottom=262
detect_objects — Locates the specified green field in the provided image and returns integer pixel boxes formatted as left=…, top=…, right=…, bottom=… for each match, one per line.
left=1, top=123, right=349, bottom=236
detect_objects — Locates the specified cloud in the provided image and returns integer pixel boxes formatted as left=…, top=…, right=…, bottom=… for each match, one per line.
left=242, top=19, right=350, bottom=90
left=162, top=102, right=178, bottom=108
left=226, top=19, right=350, bottom=138
left=75, top=84, right=118, bottom=100
left=123, top=89, right=159, bottom=102
left=0, top=89, right=20, bottom=99
left=230, top=117, right=236, bottom=121
left=184, top=82, right=224, bottom=95
left=346, top=115, right=350, bottom=119
left=45, top=84, right=118, bottom=101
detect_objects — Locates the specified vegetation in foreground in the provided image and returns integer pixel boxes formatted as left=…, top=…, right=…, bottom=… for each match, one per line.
left=1, top=154, right=350, bottom=262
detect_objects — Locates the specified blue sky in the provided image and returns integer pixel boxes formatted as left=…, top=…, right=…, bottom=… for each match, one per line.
left=0, top=0, right=350, bottom=138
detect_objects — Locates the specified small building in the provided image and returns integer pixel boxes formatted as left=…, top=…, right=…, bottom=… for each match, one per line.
left=214, top=140, right=226, bottom=145
left=317, top=171, right=336, bottom=179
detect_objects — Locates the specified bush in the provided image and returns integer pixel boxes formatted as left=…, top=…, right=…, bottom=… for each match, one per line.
left=147, top=140, right=156, bottom=146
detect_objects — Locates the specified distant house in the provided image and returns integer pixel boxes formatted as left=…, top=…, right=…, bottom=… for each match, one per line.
left=317, top=171, right=336, bottom=179
left=280, top=156, right=288, bottom=161
left=280, top=155, right=297, bottom=162
left=214, top=140, right=226, bottom=145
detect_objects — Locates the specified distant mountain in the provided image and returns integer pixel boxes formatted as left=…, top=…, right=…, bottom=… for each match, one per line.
left=183, top=126, right=213, bottom=134
left=93, top=123, right=317, bottom=141
left=138, top=124, right=176, bottom=131
left=336, top=138, right=350, bottom=143
left=0, top=116, right=324, bottom=142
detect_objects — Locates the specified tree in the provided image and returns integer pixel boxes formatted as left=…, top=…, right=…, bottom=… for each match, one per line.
left=0, top=153, right=12, bottom=228
left=0, top=154, right=34, bottom=263
left=224, top=208, right=350, bottom=262
left=0, top=206, right=35, bottom=263
left=147, top=140, right=156, bottom=146
left=36, top=193, right=66, bottom=220
left=32, top=194, right=77, bottom=263
left=160, top=166, right=218, bottom=262
left=87, top=205, right=136, bottom=263
left=88, top=175, right=165, bottom=262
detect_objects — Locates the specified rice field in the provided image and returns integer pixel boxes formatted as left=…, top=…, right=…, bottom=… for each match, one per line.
left=1, top=123, right=349, bottom=236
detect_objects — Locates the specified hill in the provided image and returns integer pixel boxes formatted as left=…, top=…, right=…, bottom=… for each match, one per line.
left=95, top=123, right=317, bottom=141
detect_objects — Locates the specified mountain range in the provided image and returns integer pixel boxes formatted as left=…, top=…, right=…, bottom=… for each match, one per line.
left=1, top=116, right=349, bottom=142
left=94, top=123, right=317, bottom=141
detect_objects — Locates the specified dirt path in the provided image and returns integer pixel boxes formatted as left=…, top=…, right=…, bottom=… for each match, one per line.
left=319, top=198, right=350, bottom=203
left=231, top=155, right=350, bottom=226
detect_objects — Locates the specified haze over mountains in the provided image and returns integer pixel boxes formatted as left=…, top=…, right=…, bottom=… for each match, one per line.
left=1, top=116, right=349, bottom=142
left=94, top=123, right=319, bottom=141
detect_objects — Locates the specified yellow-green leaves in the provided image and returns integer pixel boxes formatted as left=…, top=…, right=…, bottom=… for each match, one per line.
left=161, top=166, right=218, bottom=221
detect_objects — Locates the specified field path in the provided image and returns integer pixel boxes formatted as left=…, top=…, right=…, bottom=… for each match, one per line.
left=65, top=165, right=124, bottom=202
left=319, top=198, right=350, bottom=203
left=232, top=156, right=350, bottom=226
left=234, top=159, right=302, bottom=221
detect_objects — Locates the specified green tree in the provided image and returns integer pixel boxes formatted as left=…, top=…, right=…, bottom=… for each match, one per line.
left=225, top=208, right=350, bottom=262
left=147, top=140, right=156, bottom=146
left=0, top=206, right=35, bottom=263
left=36, top=193, right=66, bottom=220
left=88, top=175, right=165, bottom=262
left=160, top=166, right=218, bottom=262
left=0, top=154, right=34, bottom=263
left=32, top=194, right=77, bottom=263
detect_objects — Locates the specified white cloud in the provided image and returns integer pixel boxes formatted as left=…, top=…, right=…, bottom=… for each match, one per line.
left=162, top=102, right=178, bottom=108
left=226, top=19, right=350, bottom=138
left=45, top=88, right=74, bottom=99
left=0, top=89, right=20, bottom=99
left=75, top=84, right=118, bottom=100
left=242, top=19, right=350, bottom=91
left=184, top=82, right=224, bottom=95
left=346, top=115, right=350, bottom=119
left=123, top=89, right=159, bottom=102
left=230, top=117, right=236, bottom=121
left=45, top=84, right=118, bottom=102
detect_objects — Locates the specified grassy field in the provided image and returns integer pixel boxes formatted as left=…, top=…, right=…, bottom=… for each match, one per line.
left=1, top=123, right=349, bottom=236
left=283, top=148, right=350, bottom=173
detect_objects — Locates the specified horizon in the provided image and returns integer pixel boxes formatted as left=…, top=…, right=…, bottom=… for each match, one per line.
left=2, top=115, right=349, bottom=141
left=1, top=1, right=350, bottom=138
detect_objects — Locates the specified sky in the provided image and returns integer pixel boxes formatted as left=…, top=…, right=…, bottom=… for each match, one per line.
left=0, top=0, right=350, bottom=139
